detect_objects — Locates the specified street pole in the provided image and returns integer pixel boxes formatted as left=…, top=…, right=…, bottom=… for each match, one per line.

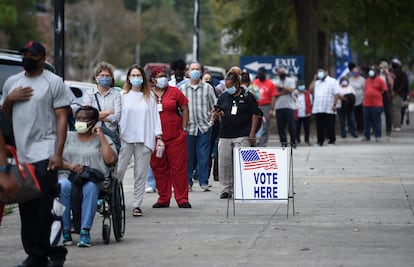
left=192, top=0, right=199, bottom=62
left=135, top=0, right=141, bottom=65
left=54, top=0, right=64, bottom=78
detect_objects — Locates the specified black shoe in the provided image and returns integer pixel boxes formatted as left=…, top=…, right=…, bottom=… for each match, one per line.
left=179, top=202, right=192, bottom=208
left=16, top=256, right=48, bottom=267
left=220, top=192, right=232, bottom=199
left=152, top=202, right=169, bottom=208
left=48, top=259, right=65, bottom=267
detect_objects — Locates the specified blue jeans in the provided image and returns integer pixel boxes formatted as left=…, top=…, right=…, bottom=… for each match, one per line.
left=147, top=167, right=156, bottom=189
left=187, top=128, right=212, bottom=187
left=59, top=178, right=99, bottom=231
left=338, top=108, right=357, bottom=137
left=363, top=106, right=383, bottom=140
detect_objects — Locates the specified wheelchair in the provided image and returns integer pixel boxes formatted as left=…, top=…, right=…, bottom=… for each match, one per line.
left=96, top=168, right=126, bottom=244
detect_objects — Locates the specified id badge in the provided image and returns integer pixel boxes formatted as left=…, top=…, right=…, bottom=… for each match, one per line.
left=231, top=105, right=238, bottom=115
left=157, top=103, right=163, bottom=112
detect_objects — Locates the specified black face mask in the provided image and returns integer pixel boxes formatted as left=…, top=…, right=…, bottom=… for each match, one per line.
left=22, top=57, right=42, bottom=72
left=258, top=74, right=266, bottom=81
left=175, top=73, right=184, bottom=83
left=279, top=73, right=286, bottom=80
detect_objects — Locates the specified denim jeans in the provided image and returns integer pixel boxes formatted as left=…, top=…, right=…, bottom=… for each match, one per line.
left=363, top=106, right=383, bottom=140
left=338, top=108, right=357, bottom=137
left=59, top=178, right=99, bottom=231
left=187, top=128, right=212, bottom=187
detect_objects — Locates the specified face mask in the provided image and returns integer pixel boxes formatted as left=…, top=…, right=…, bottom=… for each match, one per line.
left=189, top=70, right=201, bottom=80
left=225, top=86, right=237, bottom=95
left=175, top=73, right=184, bottom=83
left=258, top=74, right=266, bottom=82
left=341, top=81, right=349, bottom=87
left=298, top=85, right=305, bottom=91
left=317, top=71, right=325, bottom=80
left=351, top=71, right=359, bottom=77
left=130, top=77, right=143, bottom=87
left=97, top=76, right=112, bottom=88
left=74, top=121, right=91, bottom=134
left=156, top=77, right=169, bottom=89
left=279, top=73, right=286, bottom=80
left=22, top=57, right=41, bottom=72
left=368, top=70, right=376, bottom=77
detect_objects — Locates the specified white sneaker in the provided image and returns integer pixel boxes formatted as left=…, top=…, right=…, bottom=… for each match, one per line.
left=145, top=187, right=156, bottom=193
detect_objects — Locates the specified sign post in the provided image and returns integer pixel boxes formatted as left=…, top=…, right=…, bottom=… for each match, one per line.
left=231, top=147, right=295, bottom=218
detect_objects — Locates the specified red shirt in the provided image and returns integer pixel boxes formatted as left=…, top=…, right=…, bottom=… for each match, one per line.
left=363, top=76, right=387, bottom=107
left=158, top=86, right=189, bottom=141
left=252, top=78, right=277, bottom=106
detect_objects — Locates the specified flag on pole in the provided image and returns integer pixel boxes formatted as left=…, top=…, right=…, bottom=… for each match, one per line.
left=332, top=32, right=352, bottom=79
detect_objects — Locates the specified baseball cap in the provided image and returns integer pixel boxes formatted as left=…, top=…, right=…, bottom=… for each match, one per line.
left=391, top=58, right=401, bottom=66
left=19, top=40, right=46, bottom=56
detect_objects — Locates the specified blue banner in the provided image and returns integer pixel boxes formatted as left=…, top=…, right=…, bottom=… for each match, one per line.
left=332, top=33, right=352, bottom=79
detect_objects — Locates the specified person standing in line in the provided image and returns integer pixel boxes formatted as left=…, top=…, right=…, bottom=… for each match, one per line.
left=117, top=65, right=164, bottom=217
left=150, top=67, right=191, bottom=208
left=390, top=58, right=409, bottom=131
left=293, top=81, right=312, bottom=146
left=273, top=68, right=297, bottom=148
left=179, top=62, right=217, bottom=192
left=362, top=65, right=387, bottom=142
left=252, top=67, right=276, bottom=147
left=214, top=71, right=261, bottom=198
left=1, top=40, right=69, bottom=267
left=309, top=68, right=339, bottom=146
left=349, top=66, right=365, bottom=134
left=378, top=61, right=394, bottom=136
left=82, top=61, right=121, bottom=134
left=333, top=76, right=358, bottom=138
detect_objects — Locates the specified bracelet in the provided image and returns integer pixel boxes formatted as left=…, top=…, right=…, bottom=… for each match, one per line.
left=0, top=164, right=11, bottom=173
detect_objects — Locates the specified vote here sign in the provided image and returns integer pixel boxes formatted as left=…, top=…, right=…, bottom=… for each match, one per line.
left=233, top=147, right=289, bottom=203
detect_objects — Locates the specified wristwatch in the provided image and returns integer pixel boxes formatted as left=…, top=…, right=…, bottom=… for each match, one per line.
left=0, top=164, right=11, bottom=173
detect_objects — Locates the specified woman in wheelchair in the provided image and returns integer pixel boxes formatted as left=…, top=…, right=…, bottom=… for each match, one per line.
left=58, top=106, right=118, bottom=247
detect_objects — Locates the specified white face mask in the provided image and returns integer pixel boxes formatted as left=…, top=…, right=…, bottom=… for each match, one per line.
left=74, top=121, right=91, bottom=134
left=156, top=77, right=168, bottom=89
left=368, top=70, right=376, bottom=77
left=341, top=80, right=349, bottom=87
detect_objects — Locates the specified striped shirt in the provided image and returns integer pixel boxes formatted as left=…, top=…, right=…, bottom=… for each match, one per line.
left=180, top=81, right=217, bottom=136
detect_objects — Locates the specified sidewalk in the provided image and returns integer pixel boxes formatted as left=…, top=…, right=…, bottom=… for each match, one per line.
left=1, top=111, right=414, bottom=267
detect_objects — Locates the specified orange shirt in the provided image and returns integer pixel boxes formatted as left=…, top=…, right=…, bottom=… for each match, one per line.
left=363, top=76, right=387, bottom=107
left=252, top=78, right=277, bottom=106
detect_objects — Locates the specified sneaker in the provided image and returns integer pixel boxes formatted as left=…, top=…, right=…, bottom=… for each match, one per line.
left=63, top=230, right=73, bottom=246
left=200, top=184, right=210, bottom=191
left=375, top=137, right=381, bottom=142
left=77, top=229, right=91, bottom=247
left=179, top=202, right=192, bottom=208
left=145, top=187, right=156, bottom=193
left=152, top=202, right=169, bottom=208
left=188, top=185, right=192, bottom=192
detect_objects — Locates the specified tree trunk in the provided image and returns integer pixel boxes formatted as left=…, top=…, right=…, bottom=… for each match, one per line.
left=293, top=0, right=319, bottom=87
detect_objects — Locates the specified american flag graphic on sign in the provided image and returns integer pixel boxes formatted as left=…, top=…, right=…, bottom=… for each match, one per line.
left=240, top=149, right=278, bottom=170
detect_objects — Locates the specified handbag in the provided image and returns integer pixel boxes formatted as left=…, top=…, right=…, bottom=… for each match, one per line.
left=0, top=145, right=41, bottom=204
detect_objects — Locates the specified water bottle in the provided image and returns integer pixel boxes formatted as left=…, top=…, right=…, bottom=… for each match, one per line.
left=155, top=145, right=165, bottom=158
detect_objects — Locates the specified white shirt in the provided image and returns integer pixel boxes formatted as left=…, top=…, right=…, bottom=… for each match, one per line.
left=349, top=76, right=365, bottom=106
left=336, top=85, right=356, bottom=108
left=312, top=76, right=339, bottom=114
left=119, top=91, right=162, bottom=151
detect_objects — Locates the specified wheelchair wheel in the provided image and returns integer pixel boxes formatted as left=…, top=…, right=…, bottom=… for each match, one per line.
left=111, top=180, right=126, bottom=241
left=102, top=218, right=111, bottom=244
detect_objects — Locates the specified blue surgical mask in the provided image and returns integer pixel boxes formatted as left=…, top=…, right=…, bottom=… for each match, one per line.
left=97, top=76, right=112, bottom=88
left=317, top=71, right=325, bottom=80
left=298, top=85, right=305, bottom=91
left=189, top=70, right=201, bottom=80
left=156, top=77, right=169, bottom=89
left=130, top=77, right=143, bottom=87
left=225, top=86, right=237, bottom=95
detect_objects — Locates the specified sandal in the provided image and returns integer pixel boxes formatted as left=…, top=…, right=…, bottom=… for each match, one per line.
left=132, top=207, right=143, bottom=217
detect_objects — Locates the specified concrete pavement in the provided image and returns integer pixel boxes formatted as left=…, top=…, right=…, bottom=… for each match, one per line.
left=1, top=109, right=414, bottom=267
